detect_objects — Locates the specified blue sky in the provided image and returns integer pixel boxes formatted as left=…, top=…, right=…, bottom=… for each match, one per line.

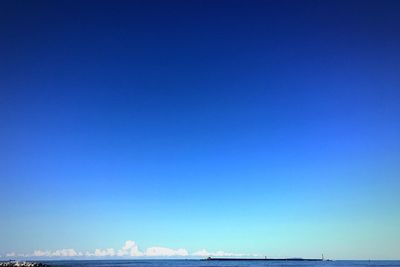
left=1, top=0, right=400, bottom=260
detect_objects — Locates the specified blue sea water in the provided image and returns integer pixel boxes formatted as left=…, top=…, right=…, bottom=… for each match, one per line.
left=42, top=260, right=400, bottom=267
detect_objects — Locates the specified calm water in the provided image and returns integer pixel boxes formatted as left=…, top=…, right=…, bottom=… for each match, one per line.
left=42, top=260, right=400, bottom=267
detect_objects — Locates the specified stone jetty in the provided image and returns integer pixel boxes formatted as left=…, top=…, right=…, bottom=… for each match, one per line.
left=0, top=262, right=48, bottom=267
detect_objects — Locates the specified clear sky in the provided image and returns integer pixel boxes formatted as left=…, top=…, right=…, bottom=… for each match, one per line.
left=1, top=0, right=399, bottom=260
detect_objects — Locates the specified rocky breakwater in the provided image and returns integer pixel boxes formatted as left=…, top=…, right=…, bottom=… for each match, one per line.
left=0, top=262, right=49, bottom=267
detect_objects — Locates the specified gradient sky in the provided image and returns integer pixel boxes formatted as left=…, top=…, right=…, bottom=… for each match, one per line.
left=1, top=0, right=400, bottom=260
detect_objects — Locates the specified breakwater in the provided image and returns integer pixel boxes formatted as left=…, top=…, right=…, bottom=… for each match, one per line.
left=0, top=262, right=48, bottom=267
left=205, top=257, right=323, bottom=261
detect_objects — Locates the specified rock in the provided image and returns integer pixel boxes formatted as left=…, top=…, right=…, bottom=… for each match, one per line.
left=0, top=261, right=49, bottom=267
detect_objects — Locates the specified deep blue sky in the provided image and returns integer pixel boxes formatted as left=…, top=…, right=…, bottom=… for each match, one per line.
left=1, top=0, right=400, bottom=259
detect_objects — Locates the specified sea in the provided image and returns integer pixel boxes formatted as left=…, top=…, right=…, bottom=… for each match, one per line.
left=41, top=260, right=400, bottom=267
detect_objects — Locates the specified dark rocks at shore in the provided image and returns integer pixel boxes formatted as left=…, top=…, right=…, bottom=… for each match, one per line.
left=0, top=262, right=49, bottom=267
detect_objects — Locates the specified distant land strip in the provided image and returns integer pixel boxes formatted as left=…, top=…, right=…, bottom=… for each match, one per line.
left=205, top=257, right=323, bottom=261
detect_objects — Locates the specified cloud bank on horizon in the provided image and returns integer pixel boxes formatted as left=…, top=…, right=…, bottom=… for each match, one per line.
left=3, top=240, right=254, bottom=259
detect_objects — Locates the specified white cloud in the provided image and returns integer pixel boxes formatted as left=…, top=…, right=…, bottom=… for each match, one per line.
left=32, top=249, right=78, bottom=257
left=84, top=251, right=94, bottom=257
left=145, top=247, right=188, bottom=257
left=117, top=240, right=143, bottom=256
left=33, top=250, right=50, bottom=257
left=54, top=249, right=77, bottom=257
left=94, top=248, right=116, bottom=257
left=192, top=249, right=245, bottom=257
left=5, top=240, right=249, bottom=259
